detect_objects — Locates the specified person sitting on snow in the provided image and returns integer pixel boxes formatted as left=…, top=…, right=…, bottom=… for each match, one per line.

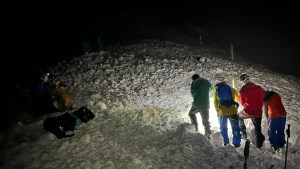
left=32, top=71, right=60, bottom=116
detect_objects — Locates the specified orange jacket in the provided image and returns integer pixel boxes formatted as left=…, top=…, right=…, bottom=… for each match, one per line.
left=264, top=91, right=287, bottom=118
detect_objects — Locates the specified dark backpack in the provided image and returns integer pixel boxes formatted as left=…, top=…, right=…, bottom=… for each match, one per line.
left=215, top=83, right=235, bottom=108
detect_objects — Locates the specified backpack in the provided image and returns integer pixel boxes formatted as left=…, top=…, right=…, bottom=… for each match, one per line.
left=215, top=83, right=235, bottom=108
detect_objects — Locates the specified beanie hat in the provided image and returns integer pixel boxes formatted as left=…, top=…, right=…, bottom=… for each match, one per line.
left=192, top=74, right=200, bottom=80
left=239, top=73, right=250, bottom=81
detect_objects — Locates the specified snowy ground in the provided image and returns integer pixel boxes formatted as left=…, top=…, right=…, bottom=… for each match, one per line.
left=1, top=39, right=299, bottom=169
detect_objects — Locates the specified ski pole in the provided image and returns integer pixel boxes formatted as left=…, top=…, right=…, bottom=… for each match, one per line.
left=284, top=124, right=290, bottom=169
left=230, top=43, right=235, bottom=88
left=244, top=139, right=250, bottom=169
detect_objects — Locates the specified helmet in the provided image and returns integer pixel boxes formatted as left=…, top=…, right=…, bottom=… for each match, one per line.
left=239, top=73, right=250, bottom=81
left=192, top=74, right=200, bottom=80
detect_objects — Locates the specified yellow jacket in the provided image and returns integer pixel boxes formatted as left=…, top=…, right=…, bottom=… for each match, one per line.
left=213, top=86, right=240, bottom=115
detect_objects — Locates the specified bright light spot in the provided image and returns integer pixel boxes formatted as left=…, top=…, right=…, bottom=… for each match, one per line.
left=197, top=98, right=232, bottom=136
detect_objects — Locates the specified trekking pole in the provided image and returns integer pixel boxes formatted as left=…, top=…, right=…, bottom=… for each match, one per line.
left=230, top=43, right=235, bottom=88
left=284, top=124, right=291, bottom=169
left=244, top=139, right=250, bottom=169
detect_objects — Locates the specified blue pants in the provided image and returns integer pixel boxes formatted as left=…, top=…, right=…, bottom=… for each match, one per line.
left=268, top=117, right=286, bottom=149
left=218, top=114, right=241, bottom=147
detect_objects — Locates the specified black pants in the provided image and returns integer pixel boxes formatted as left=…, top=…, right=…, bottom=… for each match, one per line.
left=33, top=98, right=59, bottom=117
left=238, top=111, right=265, bottom=149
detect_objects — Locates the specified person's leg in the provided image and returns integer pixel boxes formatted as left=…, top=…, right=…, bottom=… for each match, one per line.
left=268, top=118, right=279, bottom=150
left=219, top=115, right=229, bottom=145
left=229, top=114, right=241, bottom=147
left=188, top=107, right=199, bottom=131
left=199, top=109, right=211, bottom=136
left=277, top=117, right=287, bottom=148
left=237, top=111, right=249, bottom=138
left=252, top=117, right=265, bottom=149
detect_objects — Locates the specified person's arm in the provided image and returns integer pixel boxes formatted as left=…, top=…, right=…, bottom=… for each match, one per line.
left=231, top=88, right=240, bottom=109
left=232, top=88, right=240, bottom=102
left=239, top=91, right=245, bottom=105
left=208, top=81, right=213, bottom=92
left=191, top=86, right=195, bottom=98
left=263, top=101, right=269, bottom=120
left=213, top=86, right=219, bottom=112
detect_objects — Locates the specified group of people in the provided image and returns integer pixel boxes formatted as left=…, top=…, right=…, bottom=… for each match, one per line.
left=33, top=70, right=287, bottom=150
left=32, top=70, right=74, bottom=117
left=189, top=73, right=287, bottom=150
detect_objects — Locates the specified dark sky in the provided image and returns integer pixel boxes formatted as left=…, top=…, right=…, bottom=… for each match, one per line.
left=3, top=1, right=300, bottom=82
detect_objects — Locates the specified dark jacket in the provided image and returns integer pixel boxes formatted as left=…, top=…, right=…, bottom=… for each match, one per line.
left=33, top=81, right=58, bottom=114
left=191, top=77, right=212, bottom=110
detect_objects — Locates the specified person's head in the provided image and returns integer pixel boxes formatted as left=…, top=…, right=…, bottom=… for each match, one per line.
left=239, top=73, right=250, bottom=85
left=40, top=72, right=49, bottom=83
left=263, top=90, right=274, bottom=100
left=192, top=74, right=200, bottom=81
left=218, top=81, right=227, bottom=85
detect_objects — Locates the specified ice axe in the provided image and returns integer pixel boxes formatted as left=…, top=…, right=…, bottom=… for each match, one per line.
left=244, top=139, right=250, bottom=169
left=284, top=124, right=291, bottom=169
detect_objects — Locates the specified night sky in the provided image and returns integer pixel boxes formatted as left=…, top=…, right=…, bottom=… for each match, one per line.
left=3, top=1, right=300, bottom=87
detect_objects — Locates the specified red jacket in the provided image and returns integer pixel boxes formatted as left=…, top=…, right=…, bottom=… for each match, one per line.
left=240, top=82, right=264, bottom=117
left=264, top=92, right=287, bottom=118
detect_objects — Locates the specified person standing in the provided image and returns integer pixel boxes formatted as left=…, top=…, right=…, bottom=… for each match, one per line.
left=188, top=74, right=212, bottom=139
left=238, top=73, right=265, bottom=149
left=263, top=90, right=287, bottom=150
left=213, top=81, right=241, bottom=147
